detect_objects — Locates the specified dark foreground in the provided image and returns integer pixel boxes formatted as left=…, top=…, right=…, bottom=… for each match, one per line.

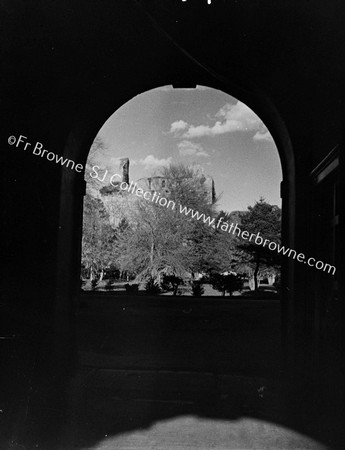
left=2, top=295, right=345, bottom=449
left=62, top=295, right=343, bottom=450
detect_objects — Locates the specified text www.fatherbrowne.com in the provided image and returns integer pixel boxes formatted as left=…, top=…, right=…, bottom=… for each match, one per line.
left=96, top=169, right=336, bottom=276
left=8, top=135, right=335, bottom=275
left=179, top=205, right=336, bottom=275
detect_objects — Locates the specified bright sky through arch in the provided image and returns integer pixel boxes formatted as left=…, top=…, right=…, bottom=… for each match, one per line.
left=93, top=85, right=282, bottom=213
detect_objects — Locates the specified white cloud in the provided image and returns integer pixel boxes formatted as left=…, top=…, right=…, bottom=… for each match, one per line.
left=178, top=140, right=209, bottom=157
left=138, top=154, right=172, bottom=170
left=170, top=101, right=271, bottom=142
left=170, top=120, right=189, bottom=134
left=253, top=130, right=274, bottom=142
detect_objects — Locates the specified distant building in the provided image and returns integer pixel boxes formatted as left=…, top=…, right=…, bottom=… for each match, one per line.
left=95, top=158, right=216, bottom=226
left=136, top=176, right=171, bottom=198
left=136, top=172, right=216, bottom=205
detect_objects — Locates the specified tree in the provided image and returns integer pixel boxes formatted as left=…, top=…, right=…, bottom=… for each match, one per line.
left=161, top=275, right=184, bottom=296
left=210, top=273, right=244, bottom=296
left=195, top=210, right=244, bottom=276
left=160, top=164, right=223, bottom=276
left=86, top=136, right=108, bottom=174
left=81, top=194, right=116, bottom=283
left=159, top=163, right=214, bottom=214
left=237, top=198, right=281, bottom=291
left=114, top=163, right=219, bottom=284
left=114, top=199, right=193, bottom=283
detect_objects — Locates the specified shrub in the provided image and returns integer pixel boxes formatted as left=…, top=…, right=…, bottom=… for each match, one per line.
left=124, top=283, right=139, bottom=293
left=210, top=273, right=243, bottom=296
left=145, top=278, right=161, bottom=295
left=191, top=281, right=204, bottom=297
left=104, top=267, right=120, bottom=280
left=105, top=278, right=115, bottom=291
left=161, top=275, right=183, bottom=296
left=91, top=279, right=98, bottom=290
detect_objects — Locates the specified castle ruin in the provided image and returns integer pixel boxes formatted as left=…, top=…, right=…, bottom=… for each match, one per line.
left=98, top=158, right=216, bottom=227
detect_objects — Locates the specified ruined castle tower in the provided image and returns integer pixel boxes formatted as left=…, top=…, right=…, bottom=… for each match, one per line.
left=120, top=157, right=129, bottom=184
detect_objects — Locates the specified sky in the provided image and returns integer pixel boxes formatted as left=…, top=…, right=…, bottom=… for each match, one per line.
left=87, top=85, right=282, bottom=213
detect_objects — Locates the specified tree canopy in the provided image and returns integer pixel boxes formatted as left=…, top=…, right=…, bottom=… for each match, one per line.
left=236, top=197, right=281, bottom=290
left=81, top=157, right=281, bottom=295
left=81, top=194, right=115, bottom=280
left=114, top=164, right=217, bottom=283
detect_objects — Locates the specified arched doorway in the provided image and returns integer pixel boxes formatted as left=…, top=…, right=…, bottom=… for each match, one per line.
left=55, top=79, right=295, bottom=366
left=82, top=86, right=282, bottom=290
left=52, top=75, right=300, bottom=448
left=50, top=68, right=307, bottom=448
left=77, top=84, right=287, bottom=380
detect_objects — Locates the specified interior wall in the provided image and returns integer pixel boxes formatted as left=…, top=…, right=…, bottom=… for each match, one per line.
left=2, top=1, right=344, bottom=444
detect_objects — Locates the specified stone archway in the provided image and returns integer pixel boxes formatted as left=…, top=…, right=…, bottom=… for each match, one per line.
left=56, top=77, right=295, bottom=363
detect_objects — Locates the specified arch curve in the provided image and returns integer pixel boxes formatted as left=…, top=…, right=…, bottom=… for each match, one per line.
left=56, top=76, right=295, bottom=352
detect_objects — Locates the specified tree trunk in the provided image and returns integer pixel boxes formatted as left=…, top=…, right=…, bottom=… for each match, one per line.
left=150, top=241, right=154, bottom=264
left=254, top=258, right=260, bottom=291
left=149, top=240, right=155, bottom=280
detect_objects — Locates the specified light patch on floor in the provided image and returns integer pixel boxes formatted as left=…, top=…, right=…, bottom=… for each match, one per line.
left=87, top=415, right=328, bottom=450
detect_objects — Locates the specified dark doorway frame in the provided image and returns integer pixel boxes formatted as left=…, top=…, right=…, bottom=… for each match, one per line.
left=55, top=77, right=296, bottom=364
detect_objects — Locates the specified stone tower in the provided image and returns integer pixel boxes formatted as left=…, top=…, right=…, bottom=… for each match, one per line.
left=119, top=157, right=129, bottom=184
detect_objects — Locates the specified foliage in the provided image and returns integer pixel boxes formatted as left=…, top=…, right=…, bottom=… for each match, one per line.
left=82, top=158, right=282, bottom=298
left=82, top=136, right=124, bottom=285
left=236, top=198, right=281, bottom=291
left=81, top=193, right=116, bottom=281
left=210, top=273, right=244, bottom=296
left=104, top=266, right=120, bottom=280
left=161, top=275, right=184, bottom=296
left=124, top=283, right=139, bottom=293
left=114, top=201, right=190, bottom=282
left=144, top=278, right=161, bottom=295
left=105, top=278, right=115, bottom=291
left=85, top=136, right=109, bottom=182
left=191, top=280, right=204, bottom=297
left=159, top=163, right=215, bottom=212
left=114, top=164, right=219, bottom=283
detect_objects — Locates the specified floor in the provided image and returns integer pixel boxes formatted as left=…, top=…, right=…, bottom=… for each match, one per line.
left=57, top=295, right=344, bottom=450
left=2, top=294, right=343, bottom=449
